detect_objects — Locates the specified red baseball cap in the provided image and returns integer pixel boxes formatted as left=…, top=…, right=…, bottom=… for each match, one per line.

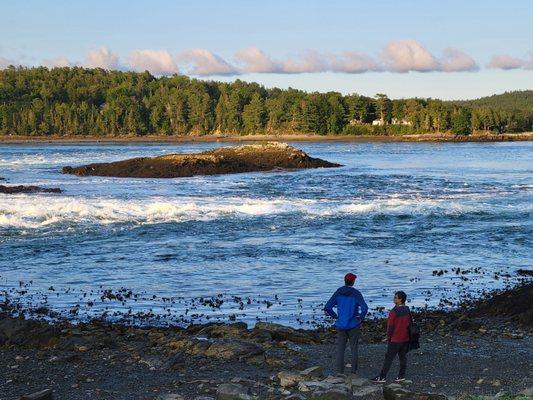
left=344, top=273, right=357, bottom=284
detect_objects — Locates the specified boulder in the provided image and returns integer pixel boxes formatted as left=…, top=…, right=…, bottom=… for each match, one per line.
left=204, top=339, right=264, bottom=360
left=383, top=386, right=447, bottom=400
left=253, top=322, right=319, bottom=344
left=278, top=371, right=305, bottom=388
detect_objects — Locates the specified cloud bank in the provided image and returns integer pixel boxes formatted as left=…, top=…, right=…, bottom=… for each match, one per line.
left=0, top=41, right=530, bottom=76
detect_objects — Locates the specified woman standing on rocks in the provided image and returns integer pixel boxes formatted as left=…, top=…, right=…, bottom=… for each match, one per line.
left=372, top=290, right=412, bottom=383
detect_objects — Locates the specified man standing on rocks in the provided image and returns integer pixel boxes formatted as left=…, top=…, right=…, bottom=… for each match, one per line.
left=372, top=290, right=411, bottom=383
left=324, top=272, right=368, bottom=375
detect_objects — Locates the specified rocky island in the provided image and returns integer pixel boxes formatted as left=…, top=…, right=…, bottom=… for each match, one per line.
left=62, top=142, right=341, bottom=178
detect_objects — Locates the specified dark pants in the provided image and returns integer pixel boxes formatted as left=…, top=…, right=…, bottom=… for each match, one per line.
left=336, top=327, right=360, bottom=374
left=380, top=341, right=409, bottom=378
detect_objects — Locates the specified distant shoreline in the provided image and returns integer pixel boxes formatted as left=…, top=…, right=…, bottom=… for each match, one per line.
left=1, top=132, right=532, bottom=144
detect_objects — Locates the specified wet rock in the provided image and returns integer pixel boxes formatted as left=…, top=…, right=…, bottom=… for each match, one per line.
left=383, top=386, right=447, bottom=400
left=0, top=185, right=61, bottom=194
left=254, top=322, right=319, bottom=344
left=0, top=317, right=59, bottom=348
left=204, top=339, right=264, bottom=360
left=216, top=383, right=256, bottom=400
left=19, top=389, right=53, bottom=400
left=62, top=142, right=341, bottom=178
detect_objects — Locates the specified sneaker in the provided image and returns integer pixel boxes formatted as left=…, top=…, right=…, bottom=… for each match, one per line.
left=395, top=377, right=406, bottom=382
left=371, top=376, right=386, bottom=383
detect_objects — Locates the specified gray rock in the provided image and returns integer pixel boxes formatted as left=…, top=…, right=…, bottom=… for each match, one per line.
left=520, top=387, right=533, bottom=397
left=350, top=377, right=370, bottom=387
left=352, top=385, right=383, bottom=398
left=323, top=376, right=347, bottom=384
left=301, top=366, right=324, bottom=378
left=19, top=389, right=53, bottom=400
left=278, top=371, right=305, bottom=388
left=216, top=383, right=256, bottom=400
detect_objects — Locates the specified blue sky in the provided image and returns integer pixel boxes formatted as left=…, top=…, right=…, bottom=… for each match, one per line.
left=1, top=0, right=532, bottom=99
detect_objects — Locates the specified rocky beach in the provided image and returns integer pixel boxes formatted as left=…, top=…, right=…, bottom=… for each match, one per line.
left=1, top=282, right=532, bottom=400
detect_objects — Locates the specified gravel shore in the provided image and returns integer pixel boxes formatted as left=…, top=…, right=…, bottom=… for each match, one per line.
left=1, top=283, right=531, bottom=400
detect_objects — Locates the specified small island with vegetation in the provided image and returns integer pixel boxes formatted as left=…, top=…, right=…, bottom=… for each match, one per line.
left=0, top=67, right=531, bottom=141
left=62, top=142, right=341, bottom=178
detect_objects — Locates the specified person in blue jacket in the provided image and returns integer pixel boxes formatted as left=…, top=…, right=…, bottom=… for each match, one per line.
left=324, top=272, right=368, bottom=374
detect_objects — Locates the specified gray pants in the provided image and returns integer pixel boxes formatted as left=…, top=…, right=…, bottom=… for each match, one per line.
left=336, top=327, right=361, bottom=374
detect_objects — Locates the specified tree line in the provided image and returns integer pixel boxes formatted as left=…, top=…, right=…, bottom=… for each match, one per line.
left=0, top=66, right=531, bottom=137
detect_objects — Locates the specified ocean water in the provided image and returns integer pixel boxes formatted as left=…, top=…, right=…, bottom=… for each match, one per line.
left=0, top=141, right=531, bottom=327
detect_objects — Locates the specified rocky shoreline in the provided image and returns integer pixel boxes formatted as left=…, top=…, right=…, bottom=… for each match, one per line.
left=1, top=282, right=531, bottom=400
left=62, top=142, right=341, bottom=178
left=1, top=132, right=532, bottom=144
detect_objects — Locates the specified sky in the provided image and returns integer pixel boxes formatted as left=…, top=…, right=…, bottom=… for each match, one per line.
left=1, top=0, right=532, bottom=99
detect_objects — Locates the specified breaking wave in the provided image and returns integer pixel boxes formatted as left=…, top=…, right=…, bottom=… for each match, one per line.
left=0, top=193, right=519, bottom=229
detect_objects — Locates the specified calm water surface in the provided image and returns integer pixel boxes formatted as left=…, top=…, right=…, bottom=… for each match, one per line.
left=0, top=141, right=531, bottom=326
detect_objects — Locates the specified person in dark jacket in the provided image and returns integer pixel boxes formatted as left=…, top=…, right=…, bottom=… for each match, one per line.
left=372, top=290, right=412, bottom=383
left=324, top=273, right=368, bottom=374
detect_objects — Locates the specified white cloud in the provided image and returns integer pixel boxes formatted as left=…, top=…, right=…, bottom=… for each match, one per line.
left=382, top=40, right=439, bottom=72
left=487, top=54, right=531, bottom=70
left=84, top=47, right=121, bottom=70
left=176, top=49, right=238, bottom=76
left=439, top=48, right=478, bottom=72
left=129, top=49, right=178, bottom=75
left=235, top=47, right=282, bottom=73
left=330, top=51, right=381, bottom=73
left=281, top=50, right=329, bottom=74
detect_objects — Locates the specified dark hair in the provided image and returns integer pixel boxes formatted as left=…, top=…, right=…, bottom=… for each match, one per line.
left=395, top=291, right=407, bottom=304
left=345, top=279, right=354, bottom=286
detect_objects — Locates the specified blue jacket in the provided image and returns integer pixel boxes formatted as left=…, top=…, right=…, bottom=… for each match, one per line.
left=324, top=286, right=368, bottom=330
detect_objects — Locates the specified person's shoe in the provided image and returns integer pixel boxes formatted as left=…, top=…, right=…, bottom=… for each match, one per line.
left=371, top=375, right=386, bottom=383
left=395, top=377, right=406, bottom=382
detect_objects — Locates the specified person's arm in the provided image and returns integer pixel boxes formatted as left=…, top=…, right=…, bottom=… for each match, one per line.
left=387, top=309, right=396, bottom=341
left=357, top=292, right=368, bottom=321
left=324, top=292, right=338, bottom=319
